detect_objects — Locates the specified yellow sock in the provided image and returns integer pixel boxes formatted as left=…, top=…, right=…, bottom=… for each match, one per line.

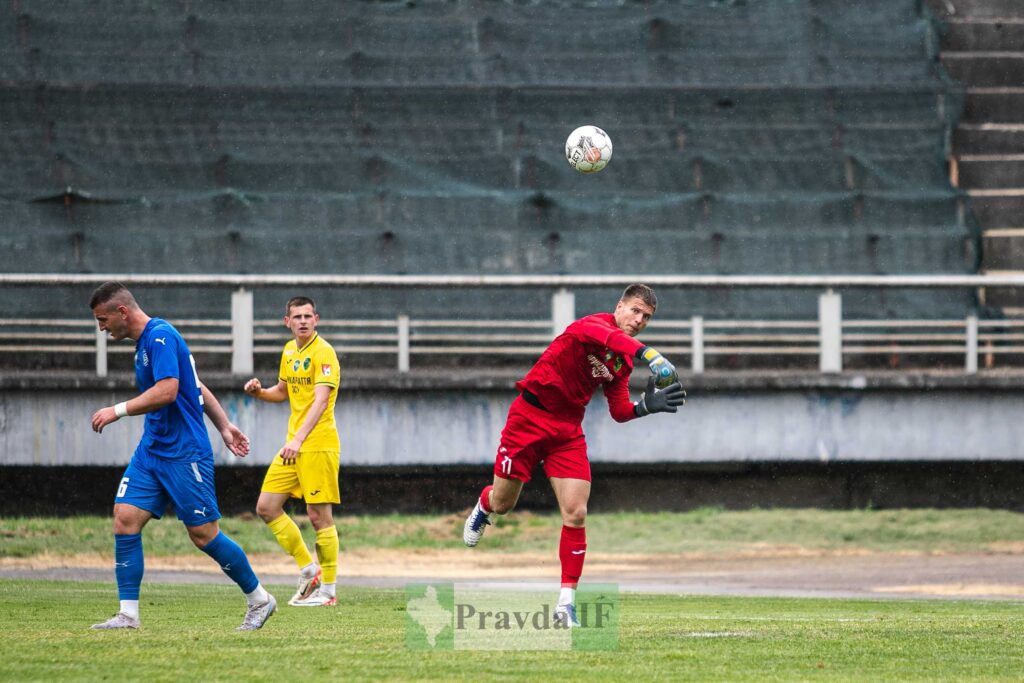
left=267, top=513, right=314, bottom=570
left=315, top=526, right=339, bottom=584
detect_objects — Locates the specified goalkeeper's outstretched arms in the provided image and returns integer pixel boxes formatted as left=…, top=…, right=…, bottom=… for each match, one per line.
left=635, top=345, right=679, bottom=388
left=633, top=376, right=687, bottom=417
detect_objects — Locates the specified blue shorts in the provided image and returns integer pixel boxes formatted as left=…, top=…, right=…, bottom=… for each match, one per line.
left=115, top=449, right=222, bottom=527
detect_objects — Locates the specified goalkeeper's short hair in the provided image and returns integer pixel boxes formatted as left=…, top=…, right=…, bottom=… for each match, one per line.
left=621, top=283, right=657, bottom=310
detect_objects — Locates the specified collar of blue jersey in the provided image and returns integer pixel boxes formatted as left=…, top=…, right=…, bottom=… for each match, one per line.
left=137, top=318, right=162, bottom=346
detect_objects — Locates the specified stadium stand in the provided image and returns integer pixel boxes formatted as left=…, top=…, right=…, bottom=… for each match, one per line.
left=0, top=1, right=974, bottom=328
left=929, top=0, right=1024, bottom=313
left=5, top=1, right=1023, bottom=513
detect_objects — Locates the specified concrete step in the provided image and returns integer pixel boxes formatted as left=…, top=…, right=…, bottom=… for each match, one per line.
left=977, top=185, right=1024, bottom=309
left=954, top=125, right=1024, bottom=155
left=968, top=190, right=1024, bottom=225
left=962, top=89, right=1024, bottom=123
left=943, top=19, right=1024, bottom=52
left=982, top=231, right=1024, bottom=270
left=957, top=156, right=1024, bottom=187
left=928, top=0, right=1024, bottom=20
left=979, top=285, right=1024, bottom=311
left=941, top=53, right=1024, bottom=87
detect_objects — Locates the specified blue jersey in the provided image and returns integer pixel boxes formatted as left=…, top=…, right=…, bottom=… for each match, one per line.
left=133, top=318, right=212, bottom=462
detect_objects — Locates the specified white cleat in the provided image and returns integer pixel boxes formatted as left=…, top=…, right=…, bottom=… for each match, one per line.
left=554, top=603, right=580, bottom=629
left=290, top=586, right=337, bottom=607
left=288, top=568, right=322, bottom=606
left=462, top=501, right=493, bottom=547
left=90, top=612, right=140, bottom=630
left=237, top=594, right=277, bottom=631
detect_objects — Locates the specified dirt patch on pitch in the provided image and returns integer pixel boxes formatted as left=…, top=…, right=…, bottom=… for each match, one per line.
left=6, top=545, right=1024, bottom=600
left=0, top=548, right=734, bottom=577
left=0, top=545, right=883, bottom=578
left=874, top=583, right=1024, bottom=597
left=5, top=546, right=1024, bottom=588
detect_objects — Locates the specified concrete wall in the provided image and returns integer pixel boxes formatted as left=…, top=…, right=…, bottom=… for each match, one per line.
left=2, top=372, right=1023, bottom=467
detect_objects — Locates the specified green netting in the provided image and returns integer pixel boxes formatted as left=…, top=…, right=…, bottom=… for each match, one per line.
left=0, top=86, right=961, bottom=201
left=0, top=0, right=976, bottom=320
left=2, top=1, right=945, bottom=87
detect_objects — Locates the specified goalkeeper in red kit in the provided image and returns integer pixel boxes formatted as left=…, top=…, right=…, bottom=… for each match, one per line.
left=462, top=283, right=686, bottom=627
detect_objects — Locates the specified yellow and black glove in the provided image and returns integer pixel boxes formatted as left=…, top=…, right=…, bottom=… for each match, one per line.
left=636, top=345, right=679, bottom=389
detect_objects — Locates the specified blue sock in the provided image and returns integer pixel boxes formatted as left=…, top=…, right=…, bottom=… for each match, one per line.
left=201, top=532, right=259, bottom=594
left=114, top=533, right=144, bottom=601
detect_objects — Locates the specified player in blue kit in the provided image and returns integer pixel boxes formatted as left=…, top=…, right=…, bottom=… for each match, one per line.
left=87, top=282, right=276, bottom=631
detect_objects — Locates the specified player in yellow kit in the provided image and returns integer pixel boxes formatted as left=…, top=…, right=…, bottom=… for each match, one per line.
left=245, top=296, right=341, bottom=607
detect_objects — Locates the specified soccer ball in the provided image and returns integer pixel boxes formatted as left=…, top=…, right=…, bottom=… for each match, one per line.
left=565, top=125, right=613, bottom=173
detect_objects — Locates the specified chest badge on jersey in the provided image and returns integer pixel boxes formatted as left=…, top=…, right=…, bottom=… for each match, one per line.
left=602, top=350, right=624, bottom=374
left=303, top=357, right=311, bottom=371
left=292, top=359, right=301, bottom=372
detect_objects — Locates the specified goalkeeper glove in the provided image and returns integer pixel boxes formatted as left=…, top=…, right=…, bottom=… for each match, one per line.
left=636, top=345, right=678, bottom=389
left=634, top=376, right=687, bottom=417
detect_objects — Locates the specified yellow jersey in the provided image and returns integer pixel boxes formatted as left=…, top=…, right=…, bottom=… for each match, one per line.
left=278, top=333, right=340, bottom=452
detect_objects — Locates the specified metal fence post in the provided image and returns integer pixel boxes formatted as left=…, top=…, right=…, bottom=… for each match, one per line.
left=95, top=327, right=108, bottom=377
left=819, top=290, right=842, bottom=374
left=397, top=314, right=410, bottom=372
left=965, top=314, right=978, bottom=374
left=552, top=288, right=575, bottom=336
left=691, top=315, right=704, bottom=374
left=231, top=288, right=254, bottom=376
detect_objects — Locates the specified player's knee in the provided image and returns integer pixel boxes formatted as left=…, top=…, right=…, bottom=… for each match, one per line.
left=187, top=528, right=210, bottom=549
left=112, top=517, right=134, bottom=535
left=306, top=506, right=333, bottom=529
left=562, top=504, right=587, bottom=527
left=490, top=496, right=516, bottom=515
left=255, top=500, right=281, bottom=523
left=112, top=512, right=143, bottom=535
left=187, top=522, right=219, bottom=548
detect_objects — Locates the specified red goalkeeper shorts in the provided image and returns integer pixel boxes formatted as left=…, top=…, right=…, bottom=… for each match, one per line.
left=492, top=394, right=591, bottom=483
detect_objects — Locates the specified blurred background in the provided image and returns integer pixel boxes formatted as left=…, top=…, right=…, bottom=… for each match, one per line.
left=1, top=0, right=1022, bottom=515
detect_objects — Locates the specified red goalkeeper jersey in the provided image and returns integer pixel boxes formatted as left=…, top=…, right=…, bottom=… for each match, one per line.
left=515, top=312, right=645, bottom=425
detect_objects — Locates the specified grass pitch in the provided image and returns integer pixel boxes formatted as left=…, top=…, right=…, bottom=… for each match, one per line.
left=1, top=580, right=1022, bottom=682
left=4, top=510, right=1024, bottom=681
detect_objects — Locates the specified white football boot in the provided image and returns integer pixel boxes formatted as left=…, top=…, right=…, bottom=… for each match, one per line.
left=237, top=594, right=277, bottom=631
left=462, top=500, right=493, bottom=547
left=90, top=612, right=140, bottom=630
left=290, top=586, right=337, bottom=607
left=553, top=603, right=580, bottom=629
left=288, top=567, right=322, bottom=606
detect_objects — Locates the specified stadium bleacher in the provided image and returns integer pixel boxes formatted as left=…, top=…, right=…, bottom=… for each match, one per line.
left=0, top=0, right=974, bottom=327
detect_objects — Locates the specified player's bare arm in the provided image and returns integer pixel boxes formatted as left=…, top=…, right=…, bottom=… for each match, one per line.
left=244, top=378, right=289, bottom=402
left=279, top=384, right=332, bottom=464
left=200, top=383, right=250, bottom=458
left=91, top=377, right=179, bottom=434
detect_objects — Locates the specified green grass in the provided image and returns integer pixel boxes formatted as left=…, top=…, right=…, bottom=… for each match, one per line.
left=1, top=580, right=1021, bottom=682
left=4, top=508, right=1024, bottom=557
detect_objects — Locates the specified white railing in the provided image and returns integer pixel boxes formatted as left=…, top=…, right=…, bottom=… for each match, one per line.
left=3, top=273, right=1024, bottom=376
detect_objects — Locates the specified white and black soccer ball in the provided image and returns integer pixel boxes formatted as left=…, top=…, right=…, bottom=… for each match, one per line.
left=565, top=125, right=613, bottom=174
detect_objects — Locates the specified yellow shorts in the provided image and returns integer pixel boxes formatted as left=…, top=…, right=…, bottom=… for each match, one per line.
left=260, top=450, right=340, bottom=505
